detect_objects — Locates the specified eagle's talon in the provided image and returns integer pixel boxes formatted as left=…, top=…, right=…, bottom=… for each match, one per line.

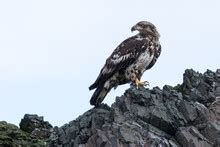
left=133, top=79, right=149, bottom=88
left=142, top=81, right=150, bottom=87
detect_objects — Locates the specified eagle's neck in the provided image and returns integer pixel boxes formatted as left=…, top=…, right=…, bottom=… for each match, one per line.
left=137, top=33, right=159, bottom=42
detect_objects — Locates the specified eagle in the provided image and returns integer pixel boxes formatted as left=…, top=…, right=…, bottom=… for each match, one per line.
left=89, top=21, right=161, bottom=106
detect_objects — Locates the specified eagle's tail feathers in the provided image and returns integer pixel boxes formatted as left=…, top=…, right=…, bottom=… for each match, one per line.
left=89, top=83, right=97, bottom=90
left=89, top=76, right=102, bottom=90
left=90, top=83, right=111, bottom=106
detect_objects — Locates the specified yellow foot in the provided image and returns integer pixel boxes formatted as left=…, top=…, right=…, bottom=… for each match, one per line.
left=134, top=79, right=149, bottom=88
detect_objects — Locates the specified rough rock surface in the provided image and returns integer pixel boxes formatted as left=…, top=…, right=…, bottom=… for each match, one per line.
left=19, top=114, right=53, bottom=140
left=0, top=114, right=53, bottom=146
left=0, top=121, right=47, bottom=146
left=0, top=69, right=220, bottom=147
left=49, top=69, right=220, bottom=147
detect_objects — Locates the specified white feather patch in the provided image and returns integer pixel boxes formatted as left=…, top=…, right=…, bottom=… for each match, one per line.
left=111, top=53, right=131, bottom=64
left=126, top=48, right=154, bottom=79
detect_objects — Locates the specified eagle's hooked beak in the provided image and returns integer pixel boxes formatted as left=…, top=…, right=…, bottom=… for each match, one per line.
left=131, top=25, right=142, bottom=32
left=131, top=25, right=137, bottom=32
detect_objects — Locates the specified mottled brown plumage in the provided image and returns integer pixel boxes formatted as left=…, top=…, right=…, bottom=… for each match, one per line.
left=89, top=21, right=161, bottom=106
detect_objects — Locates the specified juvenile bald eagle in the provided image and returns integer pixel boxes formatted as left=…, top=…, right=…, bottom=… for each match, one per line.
left=89, top=21, right=161, bottom=106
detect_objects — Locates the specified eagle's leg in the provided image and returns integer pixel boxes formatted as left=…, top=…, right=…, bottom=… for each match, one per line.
left=130, top=73, right=149, bottom=88
left=135, top=79, right=149, bottom=88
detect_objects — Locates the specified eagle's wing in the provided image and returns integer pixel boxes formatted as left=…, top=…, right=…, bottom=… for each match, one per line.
left=89, top=36, right=148, bottom=90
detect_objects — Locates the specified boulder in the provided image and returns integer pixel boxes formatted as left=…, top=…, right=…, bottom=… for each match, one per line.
left=20, top=114, right=53, bottom=140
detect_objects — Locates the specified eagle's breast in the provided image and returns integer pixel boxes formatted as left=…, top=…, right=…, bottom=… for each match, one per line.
left=125, top=40, right=155, bottom=80
left=136, top=48, right=154, bottom=71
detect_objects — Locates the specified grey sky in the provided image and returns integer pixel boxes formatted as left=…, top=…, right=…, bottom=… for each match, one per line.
left=0, top=0, right=219, bottom=126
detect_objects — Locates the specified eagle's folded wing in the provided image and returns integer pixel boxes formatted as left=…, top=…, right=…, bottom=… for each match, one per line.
left=89, top=37, right=149, bottom=90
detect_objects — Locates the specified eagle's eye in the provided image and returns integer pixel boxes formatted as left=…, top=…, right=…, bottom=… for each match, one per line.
left=139, top=23, right=144, bottom=27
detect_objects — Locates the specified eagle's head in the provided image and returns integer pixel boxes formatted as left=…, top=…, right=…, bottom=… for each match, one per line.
left=131, top=21, right=160, bottom=38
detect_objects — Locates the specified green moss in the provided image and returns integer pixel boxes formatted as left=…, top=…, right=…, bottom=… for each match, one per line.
left=0, top=121, right=48, bottom=146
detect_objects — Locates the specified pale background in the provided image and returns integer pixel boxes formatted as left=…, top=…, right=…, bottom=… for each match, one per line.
left=0, top=0, right=219, bottom=126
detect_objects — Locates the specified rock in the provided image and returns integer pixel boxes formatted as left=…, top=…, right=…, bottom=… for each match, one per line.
left=209, top=100, right=220, bottom=123
left=0, top=121, right=46, bottom=146
left=1, top=68, right=220, bottom=147
left=175, top=126, right=213, bottom=147
left=200, top=122, right=220, bottom=146
left=49, top=69, right=220, bottom=147
left=180, top=69, right=216, bottom=106
left=19, top=114, right=53, bottom=140
left=50, top=101, right=180, bottom=146
left=177, top=100, right=198, bottom=123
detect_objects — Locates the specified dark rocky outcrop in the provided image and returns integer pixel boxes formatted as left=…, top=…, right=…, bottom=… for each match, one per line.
left=20, top=114, right=53, bottom=140
left=0, top=69, right=220, bottom=147
left=0, top=114, right=53, bottom=146
left=0, top=121, right=47, bottom=146
left=49, top=69, right=220, bottom=147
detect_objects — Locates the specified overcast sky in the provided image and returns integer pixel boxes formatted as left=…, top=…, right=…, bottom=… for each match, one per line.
left=0, top=0, right=219, bottom=127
